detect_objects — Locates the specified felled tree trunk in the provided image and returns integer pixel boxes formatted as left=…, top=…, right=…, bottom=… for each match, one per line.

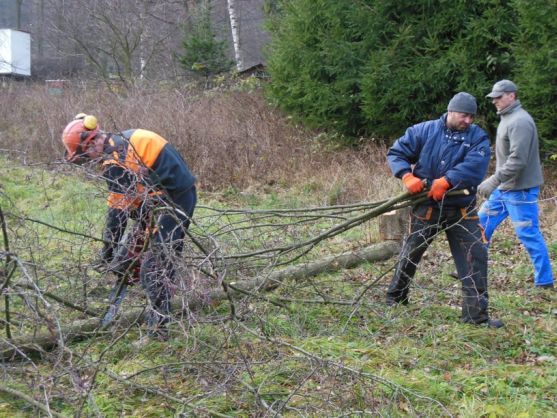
left=1, top=241, right=399, bottom=359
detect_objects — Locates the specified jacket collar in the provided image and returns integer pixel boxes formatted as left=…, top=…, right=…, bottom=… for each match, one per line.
left=497, top=100, right=521, bottom=116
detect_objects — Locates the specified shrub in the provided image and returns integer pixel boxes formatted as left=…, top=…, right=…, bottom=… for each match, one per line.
left=266, top=0, right=526, bottom=142
left=362, top=0, right=517, bottom=138
left=512, top=0, right=557, bottom=154
left=0, top=81, right=395, bottom=202
left=265, top=0, right=374, bottom=136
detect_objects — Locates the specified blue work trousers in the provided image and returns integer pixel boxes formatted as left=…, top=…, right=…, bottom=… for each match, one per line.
left=478, top=187, right=554, bottom=287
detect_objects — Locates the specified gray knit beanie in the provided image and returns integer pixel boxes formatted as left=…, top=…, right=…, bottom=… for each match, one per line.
left=447, top=92, right=477, bottom=115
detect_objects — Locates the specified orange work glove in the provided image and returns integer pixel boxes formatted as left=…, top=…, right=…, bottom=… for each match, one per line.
left=402, top=173, right=424, bottom=194
left=428, top=177, right=451, bottom=201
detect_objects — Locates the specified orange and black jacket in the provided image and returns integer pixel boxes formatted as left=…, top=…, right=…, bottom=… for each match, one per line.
left=100, top=129, right=196, bottom=260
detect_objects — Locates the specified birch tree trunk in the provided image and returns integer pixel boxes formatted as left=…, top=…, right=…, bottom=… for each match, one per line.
left=227, top=0, right=243, bottom=71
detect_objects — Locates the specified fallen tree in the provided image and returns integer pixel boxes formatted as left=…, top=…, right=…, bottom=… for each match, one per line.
left=1, top=241, right=399, bottom=359
left=2, top=187, right=473, bottom=359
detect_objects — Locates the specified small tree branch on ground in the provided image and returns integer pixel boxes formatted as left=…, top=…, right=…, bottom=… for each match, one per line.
left=0, top=241, right=398, bottom=358
left=0, top=386, right=66, bottom=418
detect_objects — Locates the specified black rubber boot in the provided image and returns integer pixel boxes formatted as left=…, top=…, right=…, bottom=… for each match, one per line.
left=486, top=318, right=505, bottom=328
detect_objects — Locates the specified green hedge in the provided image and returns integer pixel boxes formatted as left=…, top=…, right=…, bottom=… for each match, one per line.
left=512, top=0, right=557, bottom=155
left=265, top=0, right=373, bottom=135
left=265, top=0, right=555, bottom=152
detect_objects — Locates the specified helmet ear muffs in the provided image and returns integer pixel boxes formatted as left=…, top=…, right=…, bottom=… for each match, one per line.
left=61, top=116, right=100, bottom=162
left=80, top=130, right=93, bottom=141
left=80, top=129, right=99, bottom=151
left=83, top=115, right=98, bottom=130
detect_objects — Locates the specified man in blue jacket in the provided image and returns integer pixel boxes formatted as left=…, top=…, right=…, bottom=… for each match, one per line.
left=386, top=92, right=503, bottom=328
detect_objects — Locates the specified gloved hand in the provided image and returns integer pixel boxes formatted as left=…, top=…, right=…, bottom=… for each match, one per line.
left=428, top=177, right=451, bottom=201
left=402, top=173, right=424, bottom=194
left=477, top=175, right=500, bottom=198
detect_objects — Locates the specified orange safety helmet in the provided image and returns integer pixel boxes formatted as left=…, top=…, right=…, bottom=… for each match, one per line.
left=61, top=115, right=100, bottom=162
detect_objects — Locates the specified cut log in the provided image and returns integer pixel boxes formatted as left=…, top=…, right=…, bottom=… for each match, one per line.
left=379, top=208, right=409, bottom=241
left=0, top=241, right=399, bottom=359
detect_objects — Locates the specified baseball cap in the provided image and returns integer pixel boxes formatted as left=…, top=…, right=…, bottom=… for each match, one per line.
left=486, top=80, right=518, bottom=98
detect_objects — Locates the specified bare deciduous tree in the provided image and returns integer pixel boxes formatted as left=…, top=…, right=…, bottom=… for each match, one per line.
left=46, top=0, right=194, bottom=85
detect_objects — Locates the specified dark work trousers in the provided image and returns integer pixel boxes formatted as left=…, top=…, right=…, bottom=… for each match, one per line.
left=386, top=204, right=490, bottom=324
left=140, top=186, right=197, bottom=329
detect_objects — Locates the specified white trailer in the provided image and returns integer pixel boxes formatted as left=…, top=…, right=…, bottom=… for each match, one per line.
left=0, top=29, right=31, bottom=77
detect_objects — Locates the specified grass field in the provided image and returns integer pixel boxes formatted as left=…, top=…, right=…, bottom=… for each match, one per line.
left=1, top=157, right=555, bottom=417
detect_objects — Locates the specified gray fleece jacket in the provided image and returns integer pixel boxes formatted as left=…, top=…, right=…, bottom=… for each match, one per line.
left=493, top=100, right=544, bottom=190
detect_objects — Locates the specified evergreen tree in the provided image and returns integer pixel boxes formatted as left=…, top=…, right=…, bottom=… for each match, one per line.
left=180, top=1, right=232, bottom=78
left=361, top=0, right=516, bottom=138
left=512, top=0, right=557, bottom=153
left=266, top=0, right=521, bottom=141
left=265, top=0, right=374, bottom=135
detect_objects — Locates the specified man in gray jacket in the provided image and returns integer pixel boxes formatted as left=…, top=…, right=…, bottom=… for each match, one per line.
left=478, top=80, right=554, bottom=288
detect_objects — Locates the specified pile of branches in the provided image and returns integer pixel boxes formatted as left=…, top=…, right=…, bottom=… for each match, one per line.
left=0, top=176, right=465, bottom=416
left=0, top=186, right=471, bottom=355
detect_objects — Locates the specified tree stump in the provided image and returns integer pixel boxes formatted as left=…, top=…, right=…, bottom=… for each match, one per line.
left=379, top=208, right=410, bottom=241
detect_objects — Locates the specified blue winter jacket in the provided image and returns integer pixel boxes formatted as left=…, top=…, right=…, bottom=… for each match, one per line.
left=387, top=114, right=490, bottom=208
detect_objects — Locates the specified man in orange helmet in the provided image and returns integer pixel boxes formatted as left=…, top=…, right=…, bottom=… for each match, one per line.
left=62, top=115, right=197, bottom=340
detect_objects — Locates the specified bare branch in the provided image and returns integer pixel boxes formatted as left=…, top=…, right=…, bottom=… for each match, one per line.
left=0, top=386, right=66, bottom=418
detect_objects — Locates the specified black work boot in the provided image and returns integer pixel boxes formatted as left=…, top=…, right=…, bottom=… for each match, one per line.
left=463, top=317, right=504, bottom=328
left=469, top=318, right=504, bottom=328
left=486, top=318, right=504, bottom=328
left=386, top=274, right=410, bottom=307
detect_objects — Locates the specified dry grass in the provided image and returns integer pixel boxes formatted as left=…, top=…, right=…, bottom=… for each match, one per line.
left=1, top=78, right=554, bottom=206
left=0, top=80, right=397, bottom=204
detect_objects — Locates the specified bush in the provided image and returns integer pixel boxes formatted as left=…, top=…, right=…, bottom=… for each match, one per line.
left=512, top=0, right=557, bottom=154
left=265, top=0, right=374, bottom=136
left=362, top=0, right=517, bottom=138
left=0, top=81, right=395, bottom=203
left=265, top=0, right=533, bottom=142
